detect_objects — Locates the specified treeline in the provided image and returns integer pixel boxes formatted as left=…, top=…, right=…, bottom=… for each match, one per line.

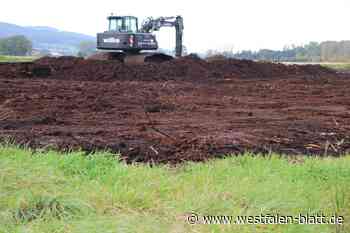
left=0, top=34, right=96, bottom=57
left=320, top=41, right=350, bottom=62
left=0, top=35, right=32, bottom=56
left=207, top=41, right=350, bottom=62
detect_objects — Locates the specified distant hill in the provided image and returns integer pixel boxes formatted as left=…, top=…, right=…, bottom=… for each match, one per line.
left=0, top=22, right=95, bottom=55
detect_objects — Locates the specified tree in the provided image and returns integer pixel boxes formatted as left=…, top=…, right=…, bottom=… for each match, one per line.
left=77, top=41, right=96, bottom=57
left=320, top=41, right=350, bottom=62
left=304, top=42, right=320, bottom=60
left=0, top=35, right=32, bottom=56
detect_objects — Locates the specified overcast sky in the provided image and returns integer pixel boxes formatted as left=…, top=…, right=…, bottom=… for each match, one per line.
left=2, top=0, right=350, bottom=53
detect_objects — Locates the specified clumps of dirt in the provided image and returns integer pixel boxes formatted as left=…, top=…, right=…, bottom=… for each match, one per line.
left=35, top=56, right=85, bottom=69
left=207, top=59, right=334, bottom=78
left=0, top=55, right=335, bottom=81
left=206, top=54, right=227, bottom=62
left=0, top=55, right=346, bottom=164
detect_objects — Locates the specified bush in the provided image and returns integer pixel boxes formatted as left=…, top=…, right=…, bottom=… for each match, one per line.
left=0, top=35, right=32, bottom=56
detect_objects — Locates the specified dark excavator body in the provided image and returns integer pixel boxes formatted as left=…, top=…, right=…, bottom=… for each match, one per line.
left=95, top=15, right=183, bottom=63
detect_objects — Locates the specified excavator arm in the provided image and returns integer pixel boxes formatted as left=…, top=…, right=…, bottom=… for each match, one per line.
left=140, top=16, right=184, bottom=57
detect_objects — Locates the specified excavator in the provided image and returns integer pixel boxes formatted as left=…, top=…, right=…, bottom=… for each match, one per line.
left=96, top=14, right=184, bottom=63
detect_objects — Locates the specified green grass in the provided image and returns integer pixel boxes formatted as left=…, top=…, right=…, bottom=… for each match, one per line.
left=0, top=55, right=36, bottom=63
left=0, top=145, right=349, bottom=233
left=321, top=63, right=350, bottom=72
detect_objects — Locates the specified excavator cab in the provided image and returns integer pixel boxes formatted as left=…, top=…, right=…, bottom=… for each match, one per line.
left=108, top=16, right=138, bottom=33
left=97, top=15, right=158, bottom=53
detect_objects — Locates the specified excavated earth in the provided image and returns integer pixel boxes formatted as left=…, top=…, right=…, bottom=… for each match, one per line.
left=0, top=56, right=349, bottom=163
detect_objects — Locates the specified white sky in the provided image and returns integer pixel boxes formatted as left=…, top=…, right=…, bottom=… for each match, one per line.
left=1, top=0, right=350, bottom=53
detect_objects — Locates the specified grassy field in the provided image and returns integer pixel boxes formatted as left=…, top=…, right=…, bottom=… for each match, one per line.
left=321, top=63, right=350, bottom=72
left=0, top=145, right=349, bottom=233
left=0, top=55, right=36, bottom=63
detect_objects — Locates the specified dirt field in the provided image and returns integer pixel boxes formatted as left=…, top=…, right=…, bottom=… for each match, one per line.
left=0, top=56, right=349, bottom=163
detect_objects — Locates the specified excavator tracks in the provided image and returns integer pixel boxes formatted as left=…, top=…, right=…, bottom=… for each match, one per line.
left=89, top=52, right=174, bottom=64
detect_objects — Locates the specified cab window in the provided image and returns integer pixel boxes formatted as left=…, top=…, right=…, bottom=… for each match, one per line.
left=109, top=16, right=138, bottom=33
left=109, top=18, right=123, bottom=31
left=125, top=17, right=138, bottom=32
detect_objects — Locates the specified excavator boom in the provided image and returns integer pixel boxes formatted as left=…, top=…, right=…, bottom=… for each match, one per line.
left=140, top=16, right=184, bottom=57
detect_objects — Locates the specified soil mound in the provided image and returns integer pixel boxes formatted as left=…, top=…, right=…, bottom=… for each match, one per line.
left=0, top=56, right=347, bottom=164
left=0, top=56, right=335, bottom=81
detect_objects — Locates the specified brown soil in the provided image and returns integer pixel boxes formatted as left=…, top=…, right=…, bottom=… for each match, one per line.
left=0, top=56, right=349, bottom=163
